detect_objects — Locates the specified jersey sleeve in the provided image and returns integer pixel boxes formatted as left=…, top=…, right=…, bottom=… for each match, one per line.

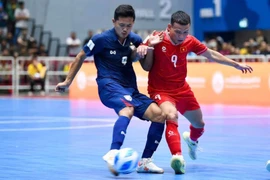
left=130, top=32, right=143, bottom=47
left=190, top=36, right=208, bottom=55
left=83, top=34, right=104, bottom=57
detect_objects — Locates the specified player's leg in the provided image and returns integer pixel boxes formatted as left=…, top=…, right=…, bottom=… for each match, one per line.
left=158, top=96, right=185, bottom=174
left=182, top=108, right=205, bottom=160
left=102, top=106, right=134, bottom=176
left=133, top=93, right=165, bottom=174
left=99, top=83, right=135, bottom=176
left=177, top=93, right=205, bottom=160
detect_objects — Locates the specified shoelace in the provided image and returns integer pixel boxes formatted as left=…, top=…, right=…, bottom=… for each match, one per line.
left=144, top=158, right=153, bottom=163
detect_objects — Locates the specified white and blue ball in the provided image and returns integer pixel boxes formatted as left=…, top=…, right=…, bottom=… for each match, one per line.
left=114, top=148, right=140, bottom=174
left=266, top=160, right=270, bottom=172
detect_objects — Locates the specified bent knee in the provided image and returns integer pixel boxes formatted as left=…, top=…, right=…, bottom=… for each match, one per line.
left=193, top=120, right=205, bottom=128
left=151, top=109, right=166, bottom=123
left=166, top=112, right=178, bottom=121
left=119, top=107, right=134, bottom=119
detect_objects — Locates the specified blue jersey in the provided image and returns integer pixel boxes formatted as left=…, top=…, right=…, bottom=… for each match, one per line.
left=82, top=28, right=153, bottom=119
left=83, top=28, right=142, bottom=89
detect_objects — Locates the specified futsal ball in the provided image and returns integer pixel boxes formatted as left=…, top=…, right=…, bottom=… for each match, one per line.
left=266, top=160, right=270, bottom=172
left=113, top=148, right=140, bottom=174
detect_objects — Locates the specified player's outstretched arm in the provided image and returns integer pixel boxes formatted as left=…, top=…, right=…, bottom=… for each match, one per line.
left=55, top=50, right=86, bottom=92
left=201, top=48, right=253, bottom=73
left=138, top=45, right=154, bottom=71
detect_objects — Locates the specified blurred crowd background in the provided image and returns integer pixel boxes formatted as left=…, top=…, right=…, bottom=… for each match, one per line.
left=0, top=0, right=269, bottom=96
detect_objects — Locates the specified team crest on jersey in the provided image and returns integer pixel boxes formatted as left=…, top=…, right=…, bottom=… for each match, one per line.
left=180, top=46, right=187, bottom=53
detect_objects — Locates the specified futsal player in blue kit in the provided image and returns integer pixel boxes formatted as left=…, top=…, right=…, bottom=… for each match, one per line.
left=55, top=4, right=165, bottom=176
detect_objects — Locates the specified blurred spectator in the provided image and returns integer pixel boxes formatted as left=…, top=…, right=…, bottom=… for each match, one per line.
left=66, top=31, right=81, bottom=57
left=6, top=31, right=13, bottom=45
left=17, top=29, right=34, bottom=46
left=259, top=41, right=269, bottom=55
left=0, top=39, right=9, bottom=52
left=267, top=45, right=270, bottom=55
left=206, top=38, right=218, bottom=50
left=6, top=0, right=17, bottom=35
left=0, top=2, right=8, bottom=37
left=38, top=43, right=48, bottom=56
left=0, top=59, right=11, bottom=84
left=17, top=29, right=28, bottom=47
left=27, top=55, right=47, bottom=96
left=14, top=1, right=30, bottom=44
left=83, top=30, right=93, bottom=46
left=28, top=40, right=39, bottom=55
left=219, top=42, right=231, bottom=55
left=60, top=61, right=71, bottom=81
left=0, top=29, right=3, bottom=41
left=1, top=48, right=10, bottom=56
left=240, top=41, right=250, bottom=55
left=18, top=46, right=28, bottom=56
left=255, top=30, right=267, bottom=44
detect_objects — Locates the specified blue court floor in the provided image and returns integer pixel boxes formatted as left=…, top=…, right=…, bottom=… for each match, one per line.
left=0, top=97, right=270, bottom=180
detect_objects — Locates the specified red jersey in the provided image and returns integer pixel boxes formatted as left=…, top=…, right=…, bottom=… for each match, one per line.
left=148, top=32, right=207, bottom=95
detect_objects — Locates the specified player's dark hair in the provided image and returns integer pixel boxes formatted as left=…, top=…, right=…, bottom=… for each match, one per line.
left=114, top=4, right=135, bottom=21
left=18, top=1, right=24, bottom=6
left=171, top=11, right=191, bottom=26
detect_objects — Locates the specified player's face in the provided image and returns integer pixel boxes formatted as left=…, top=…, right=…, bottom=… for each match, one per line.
left=113, top=17, right=134, bottom=40
left=167, top=23, right=190, bottom=45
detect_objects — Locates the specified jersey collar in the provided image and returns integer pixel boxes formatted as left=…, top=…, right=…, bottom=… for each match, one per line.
left=111, top=28, right=130, bottom=46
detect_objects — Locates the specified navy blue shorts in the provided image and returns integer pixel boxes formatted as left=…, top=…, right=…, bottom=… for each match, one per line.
left=98, top=83, right=154, bottom=120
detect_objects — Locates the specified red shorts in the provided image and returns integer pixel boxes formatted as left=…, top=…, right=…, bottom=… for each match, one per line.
left=149, top=88, right=200, bottom=115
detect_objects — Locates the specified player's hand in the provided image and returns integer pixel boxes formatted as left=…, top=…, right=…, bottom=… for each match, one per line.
left=55, top=81, right=70, bottom=93
left=136, top=45, right=154, bottom=58
left=234, top=63, right=253, bottom=73
left=148, top=30, right=164, bottom=47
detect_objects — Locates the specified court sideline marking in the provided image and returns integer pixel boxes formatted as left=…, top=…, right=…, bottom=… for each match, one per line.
left=0, top=115, right=270, bottom=132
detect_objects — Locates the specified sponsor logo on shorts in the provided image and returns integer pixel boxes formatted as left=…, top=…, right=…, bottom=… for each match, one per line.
left=124, top=95, right=132, bottom=101
left=154, top=94, right=161, bottom=100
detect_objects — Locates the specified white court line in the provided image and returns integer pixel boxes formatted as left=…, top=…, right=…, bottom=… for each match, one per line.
left=0, top=115, right=269, bottom=125
left=0, top=124, right=115, bottom=132
left=202, top=115, right=270, bottom=119
left=0, top=115, right=269, bottom=132
left=0, top=117, right=116, bottom=132
left=0, top=116, right=114, bottom=120
left=0, top=118, right=115, bottom=124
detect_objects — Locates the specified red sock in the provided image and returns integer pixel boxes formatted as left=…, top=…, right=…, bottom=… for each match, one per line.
left=190, top=125, right=204, bottom=141
left=165, top=120, right=181, bottom=155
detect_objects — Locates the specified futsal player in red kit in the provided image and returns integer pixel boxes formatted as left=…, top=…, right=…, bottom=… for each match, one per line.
left=137, top=11, right=253, bottom=174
